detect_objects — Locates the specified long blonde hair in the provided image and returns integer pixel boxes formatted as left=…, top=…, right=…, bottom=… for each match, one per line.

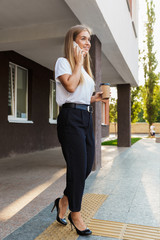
left=64, top=25, right=93, bottom=84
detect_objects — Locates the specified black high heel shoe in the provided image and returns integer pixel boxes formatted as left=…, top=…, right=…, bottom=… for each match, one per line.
left=51, top=198, right=67, bottom=225
left=68, top=212, right=92, bottom=236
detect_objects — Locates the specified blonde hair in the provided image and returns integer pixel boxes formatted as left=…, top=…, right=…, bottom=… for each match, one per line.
left=64, top=25, right=93, bottom=84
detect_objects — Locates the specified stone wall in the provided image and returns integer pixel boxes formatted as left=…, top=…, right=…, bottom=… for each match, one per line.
left=110, top=122, right=160, bottom=134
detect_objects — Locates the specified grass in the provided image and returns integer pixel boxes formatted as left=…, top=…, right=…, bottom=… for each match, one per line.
left=102, top=137, right=142, bottom=146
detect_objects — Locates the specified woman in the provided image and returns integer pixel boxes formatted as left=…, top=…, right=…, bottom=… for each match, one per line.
left=52, top=25, right=103, bottom=236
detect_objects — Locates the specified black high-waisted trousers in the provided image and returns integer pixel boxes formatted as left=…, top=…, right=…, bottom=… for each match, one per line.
left=57, top=107, right=95, bottom=212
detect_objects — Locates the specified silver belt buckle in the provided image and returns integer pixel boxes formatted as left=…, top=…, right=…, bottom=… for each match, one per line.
left=87, top=106, right=93, bottom=113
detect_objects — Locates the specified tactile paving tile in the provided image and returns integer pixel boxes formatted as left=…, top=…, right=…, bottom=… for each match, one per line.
left=35, top=193, right=108, bottom=240
left=88, top=218, right=160, bottom=240
left=124, top=224, right=160, bottom=240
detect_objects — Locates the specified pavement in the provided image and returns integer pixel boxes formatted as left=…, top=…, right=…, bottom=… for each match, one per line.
left=1, top=134, right=160, bottom=240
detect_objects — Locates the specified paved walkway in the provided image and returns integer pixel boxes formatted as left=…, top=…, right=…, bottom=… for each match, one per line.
left=1, top=136, right=160, bottom=239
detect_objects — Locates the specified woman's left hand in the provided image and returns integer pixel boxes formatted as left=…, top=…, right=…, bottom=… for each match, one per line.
left=91, top=92, right=103, bottom=103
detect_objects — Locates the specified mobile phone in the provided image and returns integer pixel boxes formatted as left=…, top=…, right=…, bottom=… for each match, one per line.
left=73, top=41, right=82, bottom=52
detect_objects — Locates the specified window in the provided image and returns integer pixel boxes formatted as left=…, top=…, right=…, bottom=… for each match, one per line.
left=126, top=0, right=137, bottom=38
left=126, top=0, right=132, bottom=16
left=49, top=79, right=59, bottom=123
left=8, top=63, right=29, bottom=122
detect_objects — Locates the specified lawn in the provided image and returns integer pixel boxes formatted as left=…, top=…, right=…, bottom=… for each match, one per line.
left=101, top=137, right=141, bottom=146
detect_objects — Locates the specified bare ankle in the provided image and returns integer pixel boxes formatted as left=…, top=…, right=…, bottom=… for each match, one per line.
left=71, top=211, right=81, bottom=219
left=61, top=195, right=68, bottom=205
left=70, top=212, right=86, bottom=230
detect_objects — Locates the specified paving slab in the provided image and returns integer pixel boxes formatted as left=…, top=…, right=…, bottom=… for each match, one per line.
left=1, top=137, right=160, bottom=239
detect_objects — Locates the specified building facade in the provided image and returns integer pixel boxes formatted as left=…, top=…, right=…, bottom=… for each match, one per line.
left=0, top=51, right=60, bottom=158
left=0, top=0, right=139, bottom=168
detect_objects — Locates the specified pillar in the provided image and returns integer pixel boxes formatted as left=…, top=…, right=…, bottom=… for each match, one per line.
left=90, top=35, right=102, bottom=169
left=117, top=84, right=131, bottom=147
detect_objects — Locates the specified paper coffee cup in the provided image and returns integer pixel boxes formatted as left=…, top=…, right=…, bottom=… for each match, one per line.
left=100, top=83, right=110, bottom=99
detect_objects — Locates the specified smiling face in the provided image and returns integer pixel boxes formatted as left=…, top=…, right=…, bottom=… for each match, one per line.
left=75, top=30, right=91, bottom=56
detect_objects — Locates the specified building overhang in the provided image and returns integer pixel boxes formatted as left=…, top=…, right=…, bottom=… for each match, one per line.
left=0, top=0, right=138, bottom=87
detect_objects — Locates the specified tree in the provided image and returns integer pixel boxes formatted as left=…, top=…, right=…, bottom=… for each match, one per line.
left=154, top=84, right=160, bottom=122
left=138, top=109, right=145, bottom=122
left=131, top=87, right=142, bottom=123
left=156, top=111, right=160, bottom=122
left=109, top=98, right=117, bottom=135
left=141, top=0, right=160, bottom=135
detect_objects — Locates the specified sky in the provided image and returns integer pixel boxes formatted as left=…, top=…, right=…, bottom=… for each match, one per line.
left=111, top=0, right=160, bottom=99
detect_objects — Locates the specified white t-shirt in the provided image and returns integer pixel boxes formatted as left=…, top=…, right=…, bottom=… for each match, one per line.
left=55, top=57, right=95, bottom=106
left=150, top=125, right=155, bottom=133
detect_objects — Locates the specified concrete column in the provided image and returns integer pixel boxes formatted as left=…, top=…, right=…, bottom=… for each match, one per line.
left=90, top=35, right=102, bottom=170
left=117, top=84, right=131, bottom=147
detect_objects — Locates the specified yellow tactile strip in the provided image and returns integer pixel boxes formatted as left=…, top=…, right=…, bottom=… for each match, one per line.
left=88, top=218, right=160, bottom=240
left=35, top=193, right=108, bottom=240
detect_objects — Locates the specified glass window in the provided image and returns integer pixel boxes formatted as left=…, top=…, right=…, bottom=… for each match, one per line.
left=8, top=63, right=28, bottom=120
left=17, top=67, right=27, bottom=118
left=8, top=65, right=15, bottom=116
left=49, top=79, right=59, bottom=123
left=127, top=0, right=132, bottom=16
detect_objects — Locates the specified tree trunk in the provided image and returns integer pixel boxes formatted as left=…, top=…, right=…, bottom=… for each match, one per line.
left=149, top=124, right=151, bottom=137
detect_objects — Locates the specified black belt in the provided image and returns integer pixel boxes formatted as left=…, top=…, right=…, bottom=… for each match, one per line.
left=62, top=103, right=93, bottom=113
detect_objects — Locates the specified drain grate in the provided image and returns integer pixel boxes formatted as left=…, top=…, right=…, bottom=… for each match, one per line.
left=88, top=218, right=160, bottom=240
left=35, top=193, right=108, bottom=240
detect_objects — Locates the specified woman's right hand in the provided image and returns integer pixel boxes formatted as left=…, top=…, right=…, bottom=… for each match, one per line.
left=74, top=46, right=84, bottom=66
